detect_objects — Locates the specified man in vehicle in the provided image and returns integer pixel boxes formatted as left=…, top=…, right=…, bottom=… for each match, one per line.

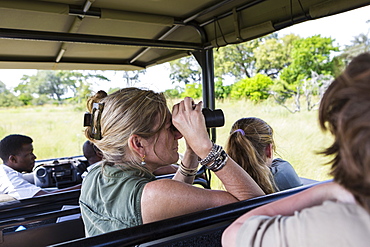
left=80, top=140, right=103, bottom=179
left=0, top=134, right=81, bottom=200
left=83, top=140, right=103, bottom=166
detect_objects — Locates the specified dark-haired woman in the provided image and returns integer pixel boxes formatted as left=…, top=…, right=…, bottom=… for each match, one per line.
left=222, top=53, right=370, bottom=247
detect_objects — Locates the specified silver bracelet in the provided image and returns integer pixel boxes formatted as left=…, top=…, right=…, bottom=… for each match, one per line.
left=199, top=143, right=222, bottom=166
left=209, top=150, right=228, bottom=172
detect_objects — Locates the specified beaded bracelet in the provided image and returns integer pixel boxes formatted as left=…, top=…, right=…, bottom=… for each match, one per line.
left=199, top=143, right=223, bottom=166
left=179, top=162, right=197, bottom=177
left=207, top=150, right=228, bottom=172
left=200, top=143, right=228, bottom=172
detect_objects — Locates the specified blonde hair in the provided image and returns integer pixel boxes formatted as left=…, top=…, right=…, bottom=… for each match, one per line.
left=319, top=53, right=370, bottom=212
left=85, top=88, right=169, bottom=174
left=225, top=117, right=276, bottom=194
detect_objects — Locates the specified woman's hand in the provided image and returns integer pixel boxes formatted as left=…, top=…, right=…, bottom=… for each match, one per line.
left=172, top=97, right=212, bottom=159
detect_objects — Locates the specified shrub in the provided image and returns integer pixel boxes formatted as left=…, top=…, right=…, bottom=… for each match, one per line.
left=181, top=83, right=202, bottom=99
left=230, top=74, right=273, bottom=101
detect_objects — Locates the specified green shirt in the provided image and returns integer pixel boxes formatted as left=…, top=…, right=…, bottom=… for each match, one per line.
left=79, top=163, right=156, bottom=237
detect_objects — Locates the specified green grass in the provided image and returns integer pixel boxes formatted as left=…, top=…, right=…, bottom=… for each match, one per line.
left=0, top=99, right=333, bottom=190
left=174, top=98, right=334, bottom=189
left=0, top=105, right=87, bottom=159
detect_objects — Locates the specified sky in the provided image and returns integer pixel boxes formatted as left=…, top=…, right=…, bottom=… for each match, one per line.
left=1, top=5, right=370, bottom=93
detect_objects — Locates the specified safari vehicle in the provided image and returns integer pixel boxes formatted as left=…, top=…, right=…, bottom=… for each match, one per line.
left=0, top=0, right=369, bottom=246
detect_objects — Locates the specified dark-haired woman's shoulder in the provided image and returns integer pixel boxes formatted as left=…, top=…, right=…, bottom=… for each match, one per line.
left=234, top=200, right=370, bottom=247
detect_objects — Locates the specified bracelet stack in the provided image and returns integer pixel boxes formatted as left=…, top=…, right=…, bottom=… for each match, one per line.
left=199, top=143, right=228, bottom=172
left=179, top=162, right=197, bottom=177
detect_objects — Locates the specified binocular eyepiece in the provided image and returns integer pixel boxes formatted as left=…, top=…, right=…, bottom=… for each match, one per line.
left=202, top=108, right=225, bottom=128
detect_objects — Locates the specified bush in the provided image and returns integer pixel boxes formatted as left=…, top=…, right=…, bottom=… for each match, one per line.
left=18, top=93, right=33, bottom=105
left=164, top=87, right=182, bottom=98
left=181, top=83, right=202, bottom=99
left=215, top=80, right=232, bottom=100
left=230, top=74, right=273, bottom=101
left=0, top=93, right=23, bottom=107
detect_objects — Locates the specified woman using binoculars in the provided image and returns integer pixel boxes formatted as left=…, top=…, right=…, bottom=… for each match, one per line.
left=80, top=88, right=264, bottom=237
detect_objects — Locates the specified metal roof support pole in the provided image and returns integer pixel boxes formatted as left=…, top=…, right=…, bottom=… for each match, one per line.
left=192, top=49, right=216, bottom=142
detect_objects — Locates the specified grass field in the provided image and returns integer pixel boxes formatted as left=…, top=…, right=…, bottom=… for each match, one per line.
left=0, top=98, right=333, bottom=189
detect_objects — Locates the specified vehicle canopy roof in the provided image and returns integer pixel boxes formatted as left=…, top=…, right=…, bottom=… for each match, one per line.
left=0, top=0, right=369, bottom=71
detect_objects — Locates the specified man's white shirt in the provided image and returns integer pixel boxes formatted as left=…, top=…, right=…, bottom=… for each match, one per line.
left=0, top=164, right=41, bottom=199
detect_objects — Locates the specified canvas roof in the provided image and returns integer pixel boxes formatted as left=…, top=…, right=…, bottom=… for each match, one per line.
left=0, top=0, right=369, bottom=70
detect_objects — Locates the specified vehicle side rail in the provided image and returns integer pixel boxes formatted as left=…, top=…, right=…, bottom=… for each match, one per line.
left=51, top=180, right=329, bottom=247
left=0, top=218, right=85, bottom=247
left=0, top=207, right=80, bottom=231
left=0, top=190, right=80, bottom=220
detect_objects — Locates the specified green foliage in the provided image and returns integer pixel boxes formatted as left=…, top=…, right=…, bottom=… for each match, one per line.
left=341, top=30, right=370, bottom=64
left=169, top=35, right=280, bottom=86
left=181, top=83, right=202, bottom=99
left=17, top=71, right=71, bottom=101
left=18, top=93, right=33, bottom=105
left=230, top=74, right=273, bottom=101
left=270, top=35, right=340, bottom=112
left=164, top=86, right=183, bottom=99
left=168, top=34, right=340, bottom=108
left=280, top=35, right=339, bottom=86
left=14, top=70, right=110, bottom=104
left=0, top=81, right=23, bottom=107
left=169, top=56, right=201, bottom=85
left=214, top=40, right=260, bottom=79
left=254, top=34, right=300, bottom=77
left=0, top=93, right=23, bottom=107
left=214, top=80, right=231, bottom=100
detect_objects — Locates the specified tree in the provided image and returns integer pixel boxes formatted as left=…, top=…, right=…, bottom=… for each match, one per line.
left=121, top=70, right=146, bottom=87
left=169, top=56, right=201, bottom=85
left=169, top=34, right=282, bottom=86
left=214, top=39, right=260, bottom=80
left=272, top=35, right=339, bottom=112
left=271, top=72, right=333, bottom=113
left=341, top=22, right=370, bottom=64
left=280, top=35, right=339, bottom=85
left=15, top=70, right=109, bottom=104
left=0, top=81, right=22, bottom=107
left=302, top=71, right=333, bottom=111
left=16, top=71, right=73, bottom=101
left=270, top=35, right=339, bottom=113
left=168, top=37, right=264, bottom=87
left=254, top=34, right=300, bottom=78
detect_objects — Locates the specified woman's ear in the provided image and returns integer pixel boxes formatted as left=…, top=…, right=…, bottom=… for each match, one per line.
left=128, top=134, right=145, bottom=156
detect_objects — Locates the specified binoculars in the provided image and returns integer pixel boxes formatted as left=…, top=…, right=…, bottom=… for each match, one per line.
left=202, top=108, right=225, bottom=128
